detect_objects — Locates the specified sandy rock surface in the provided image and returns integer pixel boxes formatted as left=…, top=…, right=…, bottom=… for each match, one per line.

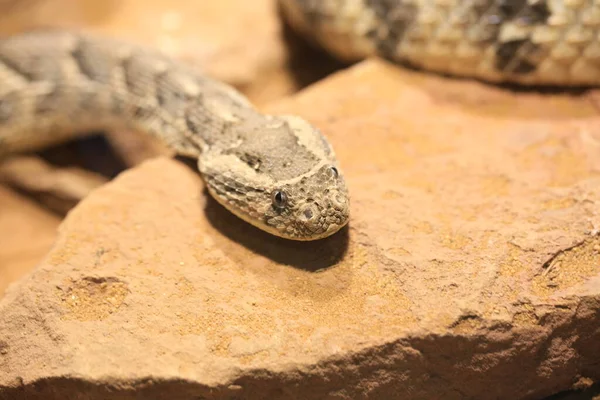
left=1, top=60, right=599, bottom=399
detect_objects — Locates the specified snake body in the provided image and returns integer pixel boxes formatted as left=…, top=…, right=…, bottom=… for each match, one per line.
left=0, top=1, right=598, bottom=241
left=280, top=0, right=600, bottom=86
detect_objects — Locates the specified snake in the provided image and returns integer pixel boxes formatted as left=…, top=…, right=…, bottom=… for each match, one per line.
left=0, top=0, right=597, bottom=241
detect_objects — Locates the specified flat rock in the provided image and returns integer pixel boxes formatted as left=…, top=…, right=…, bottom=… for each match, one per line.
left=1, top=60, right=600, bottom=399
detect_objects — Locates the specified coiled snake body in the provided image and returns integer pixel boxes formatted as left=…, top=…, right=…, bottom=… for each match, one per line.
left=0, top=0, right=597, bottom=240
left=281, top=0, right=600, bottom=86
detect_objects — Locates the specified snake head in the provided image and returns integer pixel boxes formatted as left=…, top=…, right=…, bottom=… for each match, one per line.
left=198, top=115, right=349, bottom=240
left=263, top=162, right=349, bottom=240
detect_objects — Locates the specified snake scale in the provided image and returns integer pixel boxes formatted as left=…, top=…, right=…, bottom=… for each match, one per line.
left=0, top=0, right=598, bottom=240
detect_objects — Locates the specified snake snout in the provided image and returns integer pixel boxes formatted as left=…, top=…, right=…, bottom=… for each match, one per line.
left=303, top=189, right=349, bottom=238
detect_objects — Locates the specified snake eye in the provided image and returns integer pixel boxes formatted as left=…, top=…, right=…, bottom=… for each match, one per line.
left=271, top=190, right=288, bottom=209
left=330, top=166, right=338, bottom=178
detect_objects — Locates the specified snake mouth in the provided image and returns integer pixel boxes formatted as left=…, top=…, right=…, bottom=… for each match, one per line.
left=275, top=216, right=349, bottom=241
left=272, top=223, right=348, bottom=241
left=254, top=217, right=348, bottom=241
left=264, top=209, right=350, bottom=241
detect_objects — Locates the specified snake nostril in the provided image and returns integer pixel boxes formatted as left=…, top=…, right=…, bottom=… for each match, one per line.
left=303, top=208, right=313, bottom=220
left=300, top=205, right=317, bottom=222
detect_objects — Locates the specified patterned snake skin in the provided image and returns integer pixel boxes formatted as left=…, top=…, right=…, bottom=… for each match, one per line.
left=280, top=0, right=600, bottom=86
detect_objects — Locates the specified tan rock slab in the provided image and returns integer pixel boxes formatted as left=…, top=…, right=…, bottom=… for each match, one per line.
left=1, top=60, right=600, bottom=399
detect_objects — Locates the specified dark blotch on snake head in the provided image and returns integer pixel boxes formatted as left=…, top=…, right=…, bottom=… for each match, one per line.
left=486, top=0, right=551, bottom=75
